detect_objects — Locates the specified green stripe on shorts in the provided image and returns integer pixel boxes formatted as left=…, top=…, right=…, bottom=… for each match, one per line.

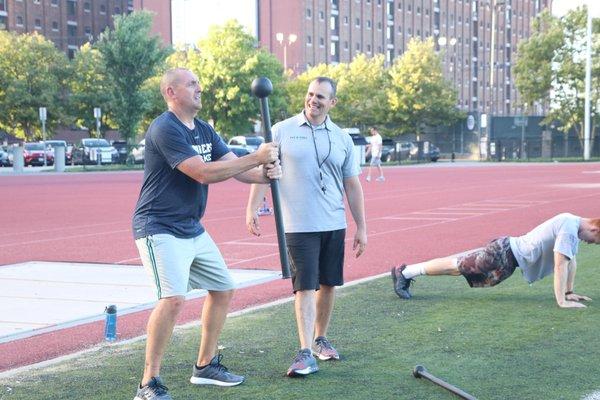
left=145, top=237, right=162, bottom=299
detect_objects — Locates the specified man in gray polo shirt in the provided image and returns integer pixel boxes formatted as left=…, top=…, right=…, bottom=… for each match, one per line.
left=246, top=77, right=367, bottom=376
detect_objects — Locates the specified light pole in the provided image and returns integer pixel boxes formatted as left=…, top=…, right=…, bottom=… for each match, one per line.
left=94, top=107, right=102, bottom=138
left=39, top=107, right=47, bottom=166
left=487, top=0, right=505, bottom=160
left=275, top=32, right=297, bottom=71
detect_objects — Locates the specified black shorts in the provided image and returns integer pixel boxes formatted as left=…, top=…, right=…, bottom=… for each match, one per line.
left=457, top=237, right=518, bottom=288
left=285, top=229, right=346, bottom=292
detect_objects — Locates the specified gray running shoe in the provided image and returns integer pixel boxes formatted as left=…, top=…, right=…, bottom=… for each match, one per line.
left=392, top=264, right=413, bottom=299
left=190, top=354, right=245, bottom=387
left=287, top=348, right=319, bottom=377
left=313, top=336, right=340, bottom=360
left=134, top=377, right=172, bottom=400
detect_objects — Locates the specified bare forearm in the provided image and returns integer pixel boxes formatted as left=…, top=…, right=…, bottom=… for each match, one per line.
left=344, top=179, right=366, bottom=231
left=235, top=166, right=270, bottom=184
left=247, top=184, right=269, bottom=213
left=178, top=153, right=263, bottom=184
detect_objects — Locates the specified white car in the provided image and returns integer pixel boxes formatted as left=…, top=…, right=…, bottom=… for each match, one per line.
left=227, top=136, right=264, bottom=152
left=131, top=139, right=145, bottom=164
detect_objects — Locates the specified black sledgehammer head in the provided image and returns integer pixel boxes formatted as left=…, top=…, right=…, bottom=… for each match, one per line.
left=413, top=365, right=426, bottom=378
left=251, top=77, right=273, bottom=98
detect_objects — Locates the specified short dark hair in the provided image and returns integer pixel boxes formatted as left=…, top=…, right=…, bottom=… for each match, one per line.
left=314, top=76, right=337, bottom=98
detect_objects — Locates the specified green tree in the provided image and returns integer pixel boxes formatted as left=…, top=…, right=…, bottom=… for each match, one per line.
left=386, top=38, right=461, bottom=139
left=183, top=20, right=286, bottom=136
left=96, top=11, right=171, bottom=143
left=515, top=7, right=599, bottom=150
left=0, top=31, right=69, bottom=140
left=334, top=54, right=389, bottom=131
left=514, top=10, right=563, bottom=114
left=68, top=43, right=115, bottom=137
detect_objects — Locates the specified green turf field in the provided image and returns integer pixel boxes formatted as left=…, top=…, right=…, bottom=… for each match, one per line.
left=2, top=244, right=599, bottom=400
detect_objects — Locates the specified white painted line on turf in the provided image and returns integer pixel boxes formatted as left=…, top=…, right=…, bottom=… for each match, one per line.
left=0, top=262, right=279, bottom=344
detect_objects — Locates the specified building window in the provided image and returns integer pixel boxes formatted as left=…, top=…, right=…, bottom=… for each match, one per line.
left=367, top=44, right=371, bottom=52
left=398, top=25, right=402, bottom=34
left=355, top=18, right=360, bottom=27
left=307, top=35, right=312, bottom=45
left=398, top=2, right=402, bottom=10
left=343, top=16, right=348, bottom=24
left=34, top=18, right=42, bottom=29
left=52, top=21, right=59, bottom=31
left=377, top=0, right=382, bottom=5
left=416, top=29, right=421, bottom=36
left=114, top=6, right=121, bottom=14
left=407, top=27, right=412, bottom=35
left=417, top=6, right=421, bottom=15
left=306, top=8, right=312, bottom=18
left=68, top=25, right=77, bottom=37
left=355, top=42, right=360, bottom=51
left=407, top=4, right=412, bottom=12
left=68, top=48, right=76, bottom=59
left=319, top=11, right=324, bottom=20
left=84, top=2, right=91, bottom=12
left=377, top=22, right=382, bottom=30
left=0, top=15, right=6, bottom=30
left=33, top=0, right=40, bottom=4
left=16, top=15, right=24, bottom=26
left=425, top=9, right=429, bottom=16
left=367, top=20, right=371, bottom=29
left=319, top=37, right=325, bottom=47
left=100, top=4, right=106, bottom=14
left=67, top=0, right=76, bottom=16
left=344, top=41, right=349, bottom=50
left=51, top=0, right=59, bottom=6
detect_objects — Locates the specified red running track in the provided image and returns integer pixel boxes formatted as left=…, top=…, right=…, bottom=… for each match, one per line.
left=1, top=162, right=599, bottom=372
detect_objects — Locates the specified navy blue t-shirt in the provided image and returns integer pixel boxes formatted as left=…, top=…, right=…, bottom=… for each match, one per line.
left=132, top=111, right=229, bottom=239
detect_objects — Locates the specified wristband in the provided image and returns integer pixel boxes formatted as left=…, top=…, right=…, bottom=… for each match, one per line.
left=565, top=291, right=573, bottom=296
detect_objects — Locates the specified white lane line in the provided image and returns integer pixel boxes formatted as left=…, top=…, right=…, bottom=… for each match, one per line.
left=413, top=211, right=484, bottom=215
left=382, top=216, right=457, bottom=221
left=221, top=241, right=278, bottom=247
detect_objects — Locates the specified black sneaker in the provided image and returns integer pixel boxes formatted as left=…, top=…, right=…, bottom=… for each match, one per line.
left=391, top=264, right=413, bottom=299
left=134, top=377, right=172, bottom=400
left=190, top=354, right=245, bottom=387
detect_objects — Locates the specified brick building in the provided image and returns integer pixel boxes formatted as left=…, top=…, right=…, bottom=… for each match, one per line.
left=258, top=0, right=552, bottom=117
left=0, top=0, right=171, bottom=59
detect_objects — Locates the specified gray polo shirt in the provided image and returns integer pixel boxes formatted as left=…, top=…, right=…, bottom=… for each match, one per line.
left=510, top=213, right=581, bottom=283
left=273, top=112, right=360, bottom=233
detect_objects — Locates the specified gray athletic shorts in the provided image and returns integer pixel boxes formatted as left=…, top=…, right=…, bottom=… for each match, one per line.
left=370, top=155, right=382, bottom=166
left=135, top=232, right=235, bottom=299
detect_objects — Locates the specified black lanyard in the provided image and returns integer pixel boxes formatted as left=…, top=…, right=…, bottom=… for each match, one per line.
left=308, top=122, right=331, bottom=194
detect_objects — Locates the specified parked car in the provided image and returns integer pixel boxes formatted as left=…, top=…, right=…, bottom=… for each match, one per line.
left=24, top=142, right=54, bottom=166
left=110, top=140, right=129, bottom=164
left=44, top=140, right=70, bottom=164
left=396, top=141, right=418, bottom=160
left=349, top=133, right=368, bottom=146
left=414, top=142, right=440, bottom=162
left=0, top=146, right=10, bottom=167
left=130, top=139, right=145, bottom=164
left=227, top=144, right=251, bottom=157
left=227, top=135, right=264, bottom=152
left=365, top=138, right=397, bottom=163
left=71, top=138, right=118, bottom=165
